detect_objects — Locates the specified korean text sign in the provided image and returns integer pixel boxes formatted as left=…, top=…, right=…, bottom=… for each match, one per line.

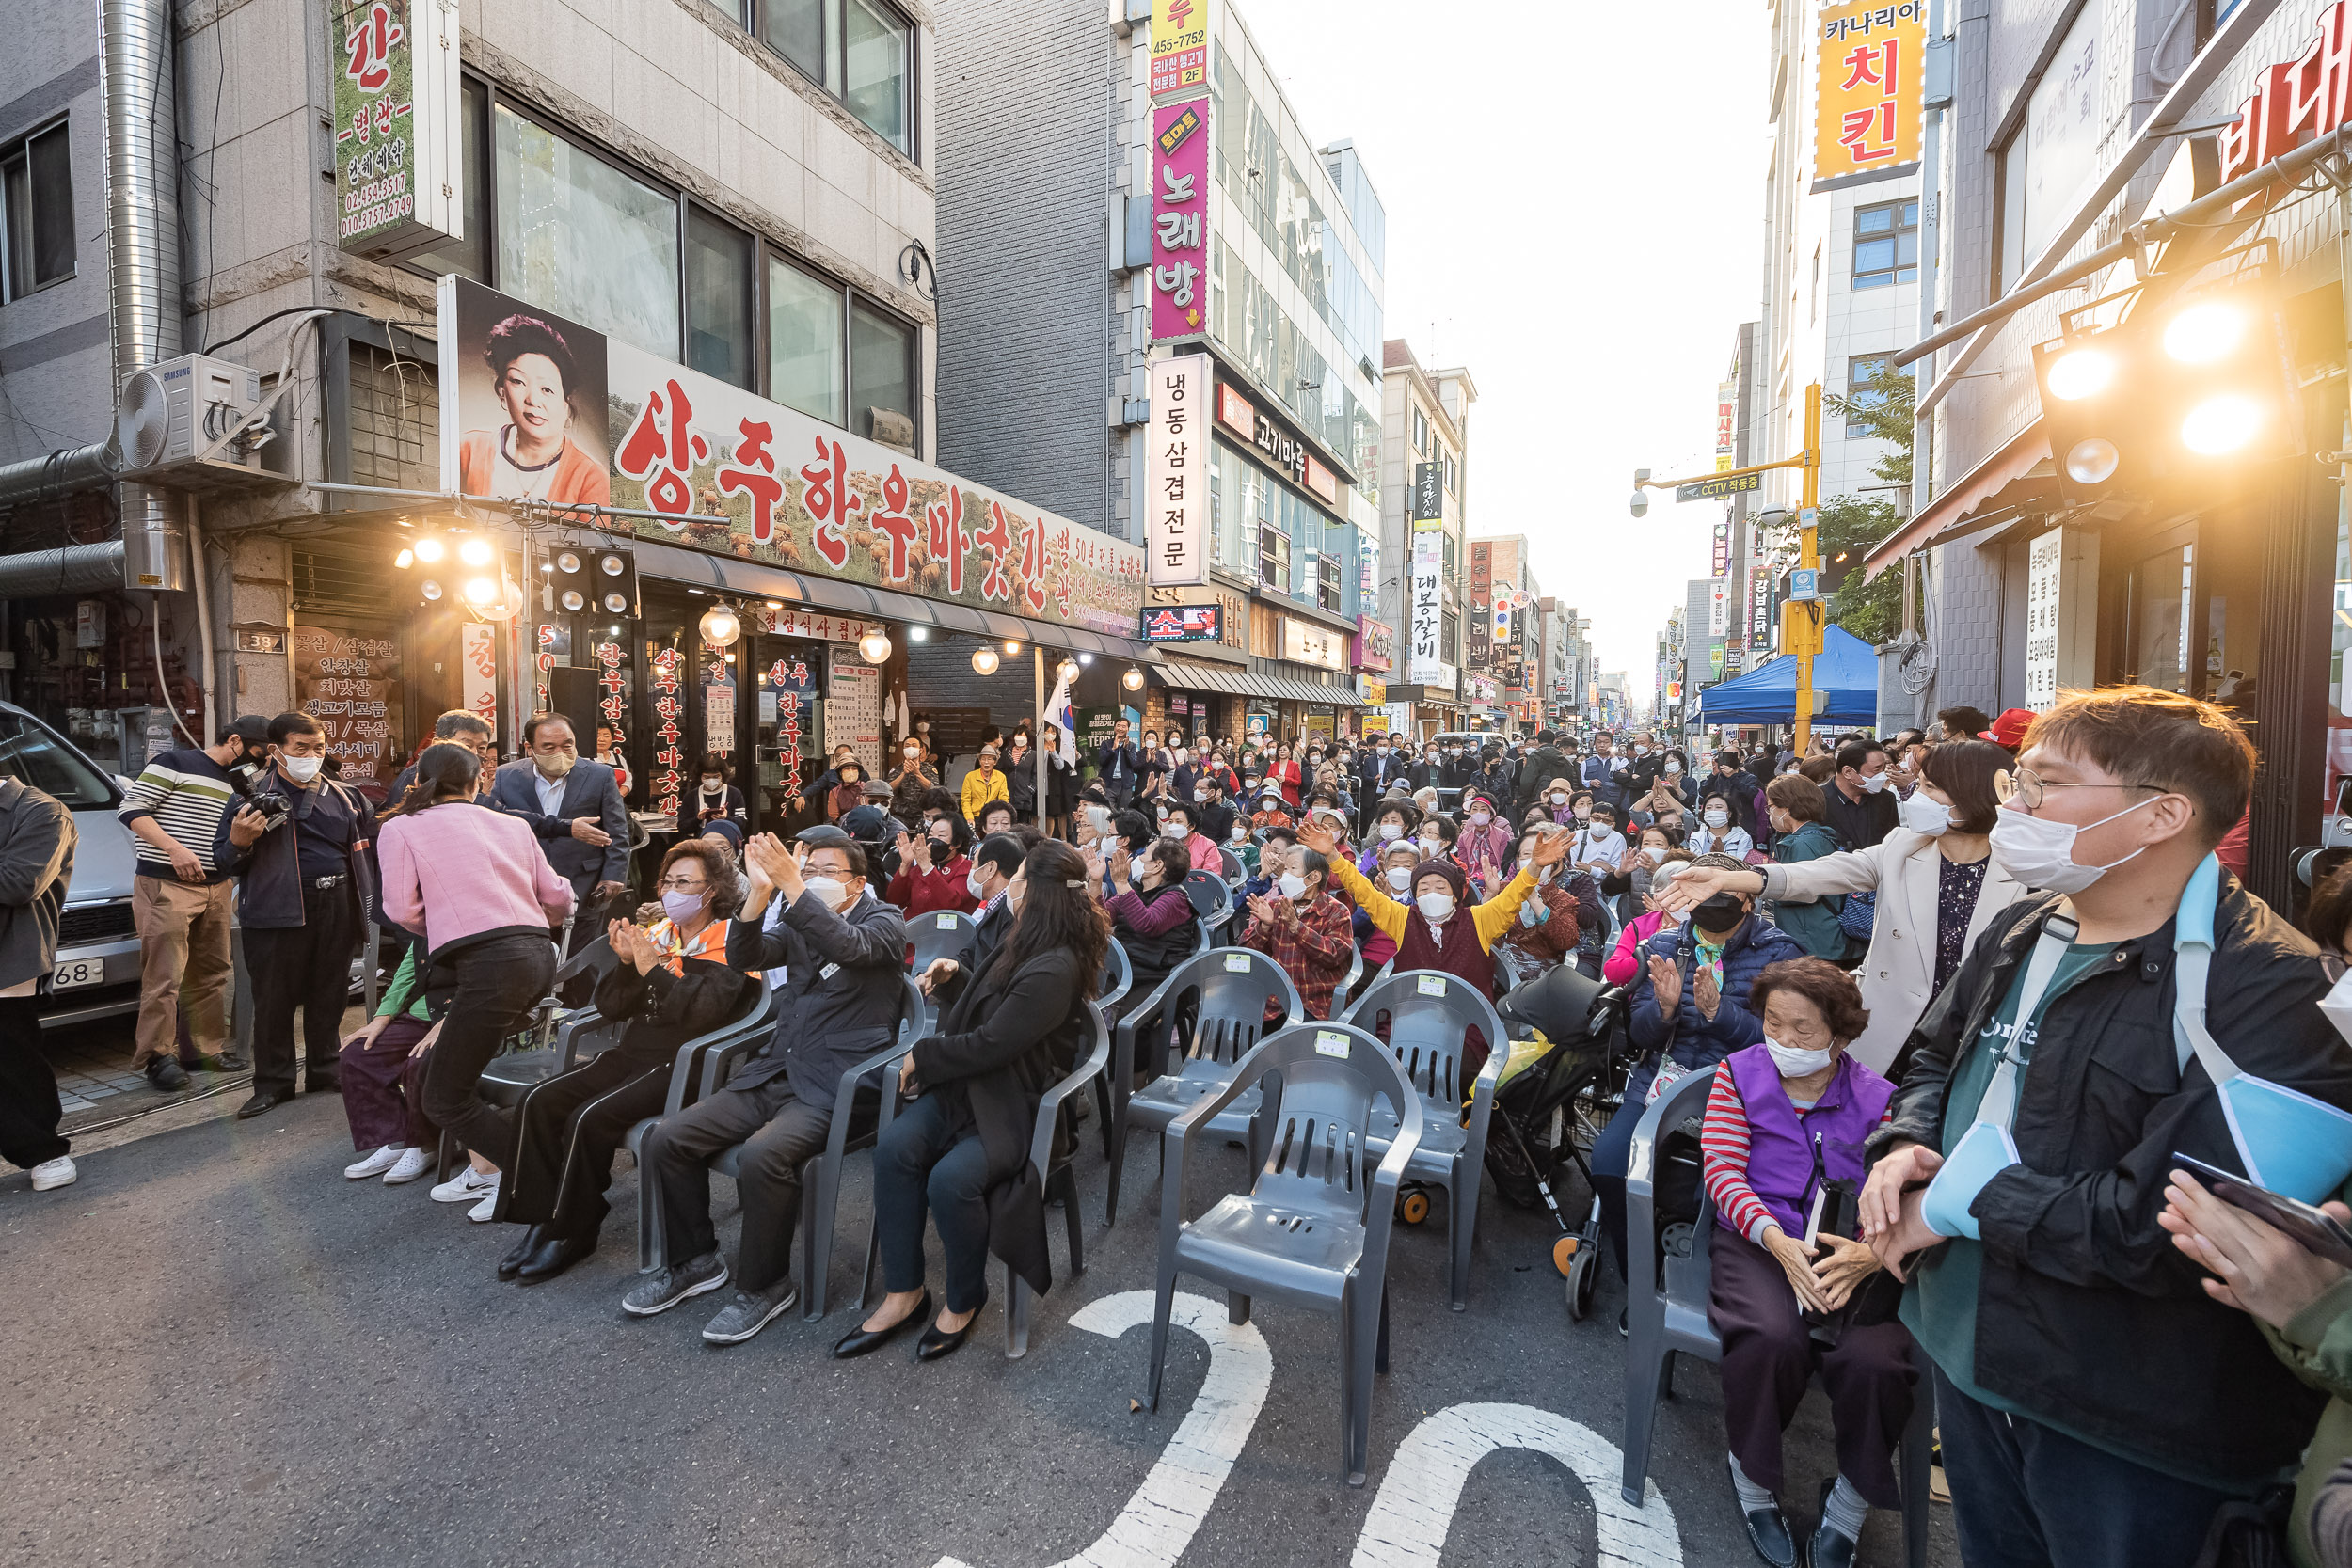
left=1814, top=1, right=1924, bottom=190
left=1408, top=531, right=1444, bottom=685
left=1150, top=0, right=1210, bottom=100
left=330, top=0, right=463, bottom=260
left=1148, top=355, right=1210, bottom=587
left=437, top=277, right=1144, bottom=637
left=1151, top=101, right=1211, bottom=341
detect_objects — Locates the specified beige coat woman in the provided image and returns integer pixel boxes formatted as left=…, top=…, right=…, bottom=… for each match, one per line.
left=1756, top=827, right=2025, bottom=1071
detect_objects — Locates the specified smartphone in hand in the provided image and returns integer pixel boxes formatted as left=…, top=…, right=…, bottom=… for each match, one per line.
left=2172, top=1151, right=2352, bottom=1268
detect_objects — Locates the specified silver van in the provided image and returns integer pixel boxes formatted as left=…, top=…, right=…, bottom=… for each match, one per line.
left=0, top=703, right=142, bottom=1026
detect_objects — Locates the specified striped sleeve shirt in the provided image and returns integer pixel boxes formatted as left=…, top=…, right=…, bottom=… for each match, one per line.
left=118, top=748, right=238, bottom=882
left=1700, top=1064, right=1897, bottom=1245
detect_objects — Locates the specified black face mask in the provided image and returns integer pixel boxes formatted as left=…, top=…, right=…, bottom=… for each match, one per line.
left=1693, top=893, right=1748, bottom=930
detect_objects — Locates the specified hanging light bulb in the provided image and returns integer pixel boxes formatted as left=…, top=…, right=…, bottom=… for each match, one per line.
left=1121, top=665, right=1145, bottom=691
left=858, top=628, right=894, bottom=663
left=972, top=646, right=1001, bottom=675
left=1057, top=658, right=1079, bottom=683
left=698, top=604, right=742, bottom=647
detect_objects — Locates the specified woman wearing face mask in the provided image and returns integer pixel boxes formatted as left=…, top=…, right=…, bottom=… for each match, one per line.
left=374, top=743, right=575, bottom=1220
left=1038, top=723, right=1078, bottom=841
left=494, top=841, right=763, bottom=1283
left=1297, top=816, right=1572, bottom=1079
left=679, top=752, right=747, bottom=838
left=1263, top=743, right=1304, bottom=811
left=1690, top=797, right=1757, bottom=862
left=889, top=815, right=980, bottom=917
left=1470, top=748, right=1516, bottom=815
left=1000, top=730, right=1038, bottom=824
left=1494, top=828, right=1587, bottom=988
left=1456, top=793, right=1517, bottom=898
left=1542, top=778, right=1580, bottom=828
left=1605, top=852, right=1697, bottom=985
left=824, top=755, right=870, bottom=824
left=1237, top=846, right=1356, bottom=1020
left=890, top=737, right=941, bottom=824
left=1698, top=958, right=1911, bottom=1568
left=1698, top=751, right=1769, bottom=848
left=1098, top=836, right=1201, bottom=1018
left=1664, top=743, right=2017, bottom=1074
left=1357, top=802, right=1422, bottom=876
left=1355, top=841, right=1423, bottom=974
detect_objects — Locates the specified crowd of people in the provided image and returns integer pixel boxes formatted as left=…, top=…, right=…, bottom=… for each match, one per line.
left=9, top=691, right=2352, bottom=1564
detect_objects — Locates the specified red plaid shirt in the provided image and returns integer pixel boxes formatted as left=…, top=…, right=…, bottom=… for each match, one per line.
left=1239, top=892, right=1356, bottom=1021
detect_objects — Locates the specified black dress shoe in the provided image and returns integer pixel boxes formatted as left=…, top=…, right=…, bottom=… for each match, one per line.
left=235, top=1089, right=295, bottom=1120
left=1739, top=1500, right=1798, bottom=1568
left=188, top=1052, right=248, bottom=1073
left=916, top=1307, right=982, bottom=1362
left=833, top=1291, right=930, bottom=1359
left=498, top=1226, right=548, bottom=1281
left=516, top=1233, right=597, bottom=1285
left=1806, top=1478, right=1859, bottom=1568
left=145, top=1057, right=191, bottom=1092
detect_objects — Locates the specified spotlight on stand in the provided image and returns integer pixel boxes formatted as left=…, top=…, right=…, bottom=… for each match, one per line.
left=414, top=536, right=445, bottom=563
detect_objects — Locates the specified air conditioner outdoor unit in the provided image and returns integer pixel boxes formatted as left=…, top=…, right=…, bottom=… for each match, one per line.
left=117, top=353, right=267, bottom=474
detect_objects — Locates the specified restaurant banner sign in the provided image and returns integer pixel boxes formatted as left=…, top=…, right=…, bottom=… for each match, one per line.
left=330, top=0, right=464, bottom=261
left=437, top=277, right=1143, bottom=638
left=1812, top=0, right=1924, bottom=192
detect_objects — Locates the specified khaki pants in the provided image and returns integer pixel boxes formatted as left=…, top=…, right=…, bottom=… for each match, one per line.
left=131, top=876, right=234, bottom=1068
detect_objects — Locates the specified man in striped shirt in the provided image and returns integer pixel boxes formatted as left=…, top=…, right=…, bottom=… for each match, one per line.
left=119, top=716, right=269, bottom=1089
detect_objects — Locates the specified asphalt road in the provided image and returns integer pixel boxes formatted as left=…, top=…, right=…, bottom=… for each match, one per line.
left=1, top=1090, right=1959, bottom=1568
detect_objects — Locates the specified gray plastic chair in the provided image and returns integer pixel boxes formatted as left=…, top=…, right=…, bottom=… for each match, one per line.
left=1003, top=999, right=1112, bottom=1358
left=1620, top=1066, right=1933, bottom=1567
left=630, top=976, right=925, bottom=1325
left=1342, top=970, right=1508, bottom=1311
left=908, top=908, right=977, bottom=974
left=1184, top=869, right=1234, bottom=946
left=1108, top=947, right=1304, bottom=1226
left=1217, top=846, right=1247, bottom=886
left=1148, top=1021, right=1422, bottom=1487
left=1097, top=938, right=1133, bottom=1012
left=618, top=984, right=783, bottom=1271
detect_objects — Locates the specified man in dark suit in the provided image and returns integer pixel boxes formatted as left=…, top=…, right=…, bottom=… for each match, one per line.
left=962, top=832, right=1025, bottom=974
left=1516, top=729, right=1571, bottom=817
left=1095, top=718, right=1141, bottom=812
left=490, top=714, right=630, bottom=918
left=623, top=832, right=908, bottom=1345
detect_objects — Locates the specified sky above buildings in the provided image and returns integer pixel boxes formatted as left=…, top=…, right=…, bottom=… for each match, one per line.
left=1242, top=0, right=1772, bottom=683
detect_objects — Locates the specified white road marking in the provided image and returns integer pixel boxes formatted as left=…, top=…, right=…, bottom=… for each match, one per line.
left=1350, top=1402, right=1684, bottom=1568
left=934, top=1289, right=1274, bottom=1568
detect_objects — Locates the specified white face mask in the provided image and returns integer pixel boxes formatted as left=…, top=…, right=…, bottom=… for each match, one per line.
left=1861, top=770, right=1890, bottom=795
left=1230, top=825, right=1248, bottom=842
left=966, top=868, right=991, bottom=900
left=1633, top=746, right=1649, bottom=757
left=1574, top=807, right=1591, bottom=821
left=1988, top=796, right=2160, bottom=894
left=1278, top=871, right=1308, bottom=899
left=1704, top=808, right=1729, bottom=830
left=1377, top=823, right=1403, bottom=842
left=1418, top=834, right=1443, bottom=851
left=281, top=755, right=323, bottom=784
left=1664, top=761, right=1683, bottom=775
left=1899, top=790, right=1953, bottom=837
left=1163, top=823, right=1189, bottom=842
left=1193, top=788, right=1209, bottom=801
left=1549, top=793, right=1567, bottom=806
left=801, top=876, right=848, bottom=910
left=701, top=777, right=723, bottom=792
left=1765, top=1036, right=1836, bottom=1079
left=1416, top=890, right=1455, bottom=922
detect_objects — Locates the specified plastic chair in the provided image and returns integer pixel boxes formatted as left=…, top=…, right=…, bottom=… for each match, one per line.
left=1184, top=869, right=1234, bottom=946
left=1106, top=947, right=1304, bottom=1226
left=1097, top=938, right=1133, bottom=1013
left=908, top=908, right=977, bottom=975
left=1342, top=970, right=1508, bottom=1311
left=1217, top=846, right=1247, bottom=886
left=618, top=984, right=783, bottom=1271
left=1003, top=999, right=1112, bottom=1357
left=1619, top=1067, right=1934, bottom=1567
left=1148, top=1021, right=1422, bottom=1487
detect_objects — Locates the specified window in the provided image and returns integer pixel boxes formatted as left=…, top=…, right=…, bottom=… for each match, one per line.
left=494, top=103, right=680, bottom=356
left=1852, top=199, right=1919, bottom=290
left=1411, top=406, right=1428, bottom=455
left=1316, top=552, right=1342, bottom=612
left=849, top=298, right=914, bottom=446
left=1258, top=520, right=1290, bottom=589
left=1845, top=355, right=1891, bottom=437
left=1810, top=242, right=1820, bottom=325
left=1443, top=452, right=1457, bottom=495
left=768, top=254, right=844, bottom=424
left=1, top=120, right=74, bottom=301
left=750, top=0, right=914, bottom=155
left=686, top=208, right=757, bottom=389
left=0, top=708, right=114, bottom=809
left=1994, top=129, right=2027, bottom=296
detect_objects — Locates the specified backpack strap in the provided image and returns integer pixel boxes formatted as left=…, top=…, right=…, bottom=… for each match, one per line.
left=2170, top=853, right=2242, bottom=1089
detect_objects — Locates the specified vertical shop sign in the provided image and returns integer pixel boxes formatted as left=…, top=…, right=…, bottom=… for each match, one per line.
left=705, top=680, right=737, bottom=756
left=1715, top=382, right=1738, bottom=470
left=593, top=641, right=629, bottom=756
left=825, top=646, right=884, bottom=774
left=1813, top=0, right=1924, bottom=190
left=649, top=647, right=686, bottom=816
left=1408, top=531, right=1444, bottom=685
left=1148, top=355, right=1210, bottom=586
left=1151, top=101, right=1211, bottom=341
left=1411, top=463, right=1443, bottom=523
left=1712, top=518, right=1731, bottom=577
left=459, top=622, right=498, bottom=738
left=294, top=625, right=403, bottom=801
left=1708, top=579, right=1730, bottom=638
left=1468, top=542, right=1491, bottom=669
left=1149, top=0, right=1211, bottom=100
left=330, top=0, right=463, bottom=260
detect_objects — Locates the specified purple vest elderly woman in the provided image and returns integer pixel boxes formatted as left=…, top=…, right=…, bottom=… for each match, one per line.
left=1696, top=957, right=1914, bottom=1568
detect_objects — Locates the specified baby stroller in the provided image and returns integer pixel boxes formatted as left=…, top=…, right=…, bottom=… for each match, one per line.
left=1490, top=960, right=1631, bottom=1319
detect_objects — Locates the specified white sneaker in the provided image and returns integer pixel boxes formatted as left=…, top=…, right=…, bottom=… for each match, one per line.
left=430, top=1166, right=496, bottom=1204
left=343, top=1145, right=404, bottom=1180
left=466, top=1177, right=501, bottom=1223
left=382, top=1147, right=432, bottom=1185
left=28, top=1155, right=75, bottom=1191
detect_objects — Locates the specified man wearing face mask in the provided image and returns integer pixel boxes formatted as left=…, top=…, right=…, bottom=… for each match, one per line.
left=1582, top=733, right=1624, bottom=812
left=216, top=712, right=380, bottom=1117
left=959, top=833, right=1028, bottom=975
left=1516, top=729, right=1572, bottom=818
left=1852, top=689, right=2352, bottom=1566
left=1589, top=851, right=1807, bottom=1289
left=627, top=832, right=908, bottom=1341
left=1238, top=846, right=1354, bottom=1020
left=1095, top=718, right=1140, bottom=813
left=491, top=714, right=630, bottom=918
left=889, top=736, right=941, bottom=824
left=1822, top=740, right=1898, bottom=852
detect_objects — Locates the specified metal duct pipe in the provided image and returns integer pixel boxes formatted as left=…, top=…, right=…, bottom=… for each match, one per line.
left=100, top=0, right=185, bottom=593
left=0, top=541, right=129, bottom=597
left=0, top=438, right=122, bottom=508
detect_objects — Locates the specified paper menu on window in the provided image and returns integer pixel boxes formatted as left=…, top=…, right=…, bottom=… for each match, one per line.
left=824, top=645, right=884, bottom=775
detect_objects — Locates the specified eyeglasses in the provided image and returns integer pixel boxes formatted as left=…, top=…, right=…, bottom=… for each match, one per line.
left=655, top=877, right=707, bottom=893
left=1994, top=768, right=2164, bottom=812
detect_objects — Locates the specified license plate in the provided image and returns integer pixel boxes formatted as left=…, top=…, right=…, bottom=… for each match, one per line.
left=51, top=958, right=103, bottom=990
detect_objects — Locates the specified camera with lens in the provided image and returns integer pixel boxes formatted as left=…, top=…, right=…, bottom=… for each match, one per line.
left=246, top=789, right=292, bottom=830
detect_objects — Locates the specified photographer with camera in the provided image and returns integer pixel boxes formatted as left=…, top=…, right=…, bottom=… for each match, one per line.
left=215, top=713, right=378, bottom=1120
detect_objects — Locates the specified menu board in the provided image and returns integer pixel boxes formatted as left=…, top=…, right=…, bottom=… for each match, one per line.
left=826, top=645, right=884, bottom=774
left=294, top=621, right=404, bottom=800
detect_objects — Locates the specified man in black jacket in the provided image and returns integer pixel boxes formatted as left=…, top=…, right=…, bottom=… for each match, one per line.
left=624, top=832, right=908, bottom=1344
left=1095, top=718, right=1141, bottom=812
left=1820, top=738, right=1898, bottom=852
left=1860, top=688, right=2352, bottom=1568
left=0, top=778, right=75, bottom=1191
left=1516, top=730, right=1571, bottom=817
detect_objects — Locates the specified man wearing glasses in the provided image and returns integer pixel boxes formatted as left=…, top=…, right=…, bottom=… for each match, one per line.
left=387, top=710, right=496, bottom=805
left=1857, top=687, right=2352, bottom=1568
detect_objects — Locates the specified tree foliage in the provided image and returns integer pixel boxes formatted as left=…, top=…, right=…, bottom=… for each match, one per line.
left=1812, top=364, right=1914, bottom=643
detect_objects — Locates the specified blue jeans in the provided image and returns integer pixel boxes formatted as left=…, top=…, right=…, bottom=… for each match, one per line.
left=1590, top=1061, right=1656, bottom=1281
left=1932, top=1364, right=2237, bottom=1568
left=873, top=1090, right=993, bottom=1314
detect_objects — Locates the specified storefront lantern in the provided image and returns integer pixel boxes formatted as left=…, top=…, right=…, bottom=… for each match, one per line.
left=857, top=628, right=893, bottom=664
left=972, top=645, right=1000, bottom=675
left=698, top=603, right=742, bottom=648
left=1121, top=665, right=1145, bottom=691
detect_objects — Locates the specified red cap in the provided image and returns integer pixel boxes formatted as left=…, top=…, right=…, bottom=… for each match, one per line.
left=1980, top=708, right=2035, bottom=750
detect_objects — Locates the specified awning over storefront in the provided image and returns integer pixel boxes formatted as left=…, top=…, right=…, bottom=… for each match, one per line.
left=1862, top=425, right=2054, bottom=578
left=632, top=537, right=1156, bottom=659
left=1151, top=657, right=1369, bottom=706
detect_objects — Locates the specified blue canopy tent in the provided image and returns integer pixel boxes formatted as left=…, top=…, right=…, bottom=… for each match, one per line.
left=1695, top=624, right=1878, bottom=726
